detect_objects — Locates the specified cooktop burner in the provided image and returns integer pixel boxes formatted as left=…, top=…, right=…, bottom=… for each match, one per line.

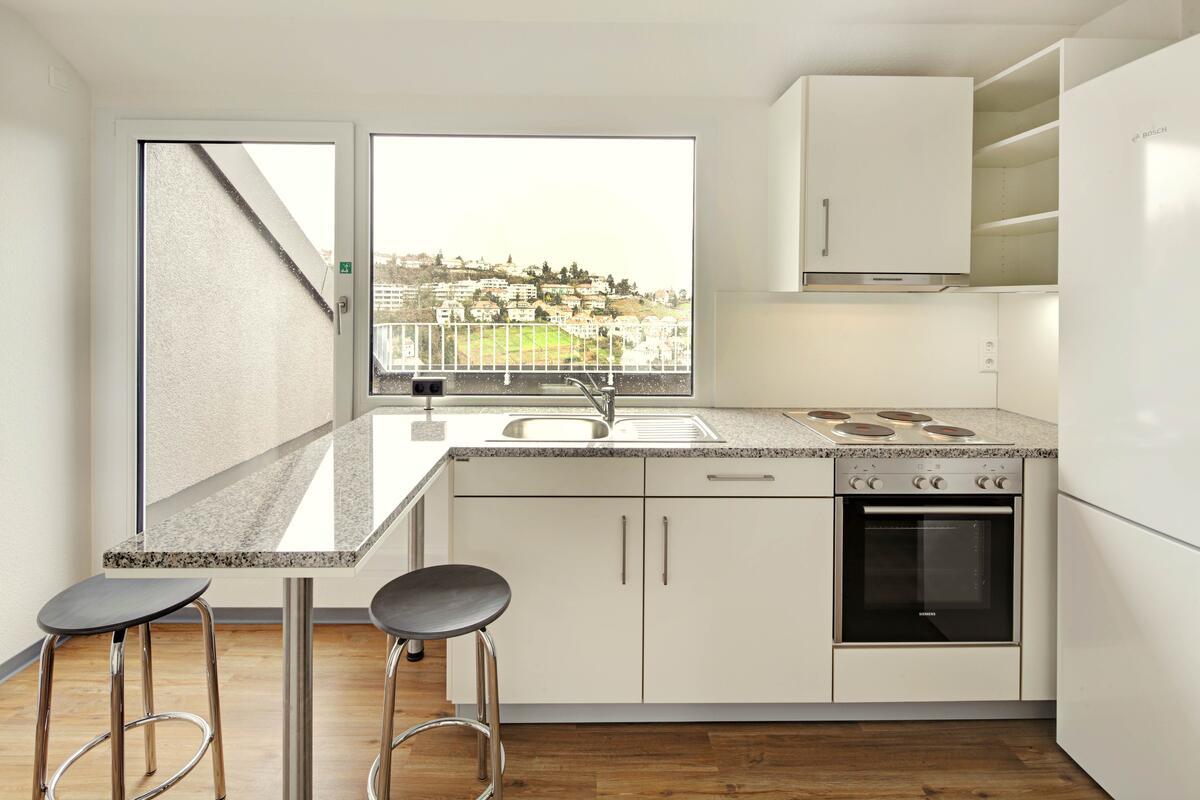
left=833, top=422, right=895, bottom=438
left=924, top=425, right=976, bottom=438
left=877, top=410, right=933, bottom=423
left=783, top=409, right=1012, bottom=445
left=808, top=410, right=852, bottom=420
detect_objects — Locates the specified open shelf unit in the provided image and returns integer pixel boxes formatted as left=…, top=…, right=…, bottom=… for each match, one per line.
left=967, top=37, right=1169, bottom=290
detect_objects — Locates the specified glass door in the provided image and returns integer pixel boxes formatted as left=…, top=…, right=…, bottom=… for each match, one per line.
left=137, top=126, right=353, bottom=529
left=838, top=497, right=1019, bottom=644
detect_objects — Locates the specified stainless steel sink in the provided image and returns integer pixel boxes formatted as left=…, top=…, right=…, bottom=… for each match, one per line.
left=501, top=416, right=610, bottom=440
left=496, top=414, right=721, bottom=443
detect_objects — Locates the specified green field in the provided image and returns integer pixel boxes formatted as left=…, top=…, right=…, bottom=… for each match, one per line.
left=451, top=325, right=618, bottom=368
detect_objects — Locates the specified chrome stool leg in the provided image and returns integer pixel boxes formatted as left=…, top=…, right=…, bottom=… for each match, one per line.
left=140, top=624, right=157, bottom=776
left=376, top=636, right=406, bottom=800
left=478, top=630, right=503, bottom=800
left=475, top=632, right=487, bottom=782
left=194, top=599, right=226, bottom=799
left=110, top=629, right=127, bottom=800
left=31, top=635, right=58, bottom=800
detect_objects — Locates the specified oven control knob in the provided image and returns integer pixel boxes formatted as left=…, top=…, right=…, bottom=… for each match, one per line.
left=994, top=476, right=1009, bottom=490
left=931, top=476, right=947, bottom=490
left=848, top=476, right=865, bottom=490
left=912, top=476, right=928, bottom=489
left=867, top=477, right=883, bottom=490
left=976, top=476, right=992, bottom=489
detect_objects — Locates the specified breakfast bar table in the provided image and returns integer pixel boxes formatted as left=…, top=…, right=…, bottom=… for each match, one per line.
left=103, top=413, right=456, bottom=800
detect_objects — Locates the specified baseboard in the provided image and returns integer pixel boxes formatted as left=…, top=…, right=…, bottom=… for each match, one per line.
left=0, top=637, right=68, bottom=686
left=160, top=606, right=371, bottom=624
left=461, top=700, right=1057, bottom=724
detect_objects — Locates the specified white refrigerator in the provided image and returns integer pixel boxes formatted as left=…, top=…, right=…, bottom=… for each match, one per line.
left=1059, top=33, right=1200, bottom=799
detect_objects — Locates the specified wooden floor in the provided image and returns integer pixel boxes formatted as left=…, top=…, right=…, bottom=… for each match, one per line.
left=0, top=624, right=1108, bottom=799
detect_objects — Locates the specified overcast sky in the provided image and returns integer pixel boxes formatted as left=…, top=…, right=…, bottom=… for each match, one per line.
left=244, top=142, right=336, bottom=261
left=372, top=135, right=694, bottom=292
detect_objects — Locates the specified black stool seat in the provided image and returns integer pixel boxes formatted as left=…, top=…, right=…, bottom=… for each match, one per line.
left=37, top=574, right=212, bottom=636
left=369, top=564, right=511, bottom=640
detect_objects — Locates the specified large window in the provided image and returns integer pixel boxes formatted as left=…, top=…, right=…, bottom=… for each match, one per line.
left=370, top=135, right=695, bottom=397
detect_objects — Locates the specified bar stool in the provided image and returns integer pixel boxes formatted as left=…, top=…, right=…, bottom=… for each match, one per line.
left=31, top=575, right=226, bottom=800
left=367, top=564, right=511, bottom=800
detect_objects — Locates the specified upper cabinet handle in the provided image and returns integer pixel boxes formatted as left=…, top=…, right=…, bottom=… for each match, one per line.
left=821, top=198, right=831, bottom=257
left=706, top=474, right=776, bottom=482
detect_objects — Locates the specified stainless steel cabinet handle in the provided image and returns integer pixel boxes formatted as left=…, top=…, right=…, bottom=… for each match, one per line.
left=821, top=198, right=830, bottom=257
left=620, top=515, right=627, bottom=585
left=662, top=516, right=669, bottom=586
left=335, top=295, right=349, bottom=335
left=862, top=506, right=1014, bottom=516
left=706, top=474, right=776, bottom=482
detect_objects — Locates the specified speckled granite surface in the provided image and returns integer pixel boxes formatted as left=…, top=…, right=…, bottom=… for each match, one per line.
left=104, top=407, right=1056, bottom=572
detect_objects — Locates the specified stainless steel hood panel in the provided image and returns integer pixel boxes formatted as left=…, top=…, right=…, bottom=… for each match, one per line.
left=803, top=272, right=969, bottom=292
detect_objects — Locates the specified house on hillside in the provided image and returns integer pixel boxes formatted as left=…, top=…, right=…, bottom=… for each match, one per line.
left=469, top=300, right=500, bottom=321
left=435, top=299, right=465, bottom=324
left=506, top=283, right=537, bottom=301
left=506, top=300, right=535, bottom=322
left=581, top=294, right=606, bottom=311
left=567, top=314, right=599, bottom=337
left=560, top=295, right=582, bottom=310
left=540, top=283, right=572, bottom=298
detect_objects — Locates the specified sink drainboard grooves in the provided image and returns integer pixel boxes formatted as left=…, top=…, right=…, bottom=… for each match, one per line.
left=616, top=418, right=711, bottom=441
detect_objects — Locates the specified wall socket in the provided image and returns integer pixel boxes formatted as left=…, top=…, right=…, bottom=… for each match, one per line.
left=979, top=337, right=999, bottom=373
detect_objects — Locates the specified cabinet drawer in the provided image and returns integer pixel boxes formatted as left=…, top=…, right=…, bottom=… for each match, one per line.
left=834, top=646, right=1020, bottom=703
left=453, top=457, right=643, bottom=496
left=645, top=457, right=831, bottom=497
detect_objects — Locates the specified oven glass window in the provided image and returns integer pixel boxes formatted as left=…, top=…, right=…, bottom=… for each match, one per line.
left=841, top=499, right=1015, bottom=643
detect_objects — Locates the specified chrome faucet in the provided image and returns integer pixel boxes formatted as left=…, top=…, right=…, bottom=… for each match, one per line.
left=563, top=375, right=618, bottom=425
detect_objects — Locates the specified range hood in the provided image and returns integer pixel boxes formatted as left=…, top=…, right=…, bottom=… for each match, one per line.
left=802, top=272, right=970, bottom=292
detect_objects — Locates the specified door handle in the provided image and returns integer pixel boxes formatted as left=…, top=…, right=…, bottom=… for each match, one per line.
left=662, top=516, right=669, bottom=586
left=620, top=515, right=627, bottom=586
left=821, top=198, right=830, bottom=257
left=862, top=506, right=1014, bottom=515
left=335, top=295, right=349, bottom=335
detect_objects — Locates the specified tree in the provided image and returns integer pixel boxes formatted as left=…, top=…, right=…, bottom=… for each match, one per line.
left=534, top=306, right=549, bottom=321
left=506, top=254, right=513, bottom=265
left=606, top=274, right=615, bottom=292
left=541, top=260, right=552, bottom=279
left=559, top=266, right=569, bottom=282
left=434, top=250, right=443, bottom=267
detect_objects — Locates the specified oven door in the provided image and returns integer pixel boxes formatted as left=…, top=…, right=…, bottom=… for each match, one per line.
left=836, top=496, right=1021, bottom=644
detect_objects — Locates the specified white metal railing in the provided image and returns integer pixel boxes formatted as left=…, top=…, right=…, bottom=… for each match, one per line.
left=373, top=321, right=691, bottom=382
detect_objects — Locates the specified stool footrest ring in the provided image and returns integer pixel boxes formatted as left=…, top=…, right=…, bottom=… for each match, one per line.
left=45, top=711, right=214, bottom=800
left=367, top=716, right=505, bottom=800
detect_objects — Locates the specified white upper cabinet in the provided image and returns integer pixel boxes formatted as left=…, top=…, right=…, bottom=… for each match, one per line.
left=768, top=75, right=973, bottom=290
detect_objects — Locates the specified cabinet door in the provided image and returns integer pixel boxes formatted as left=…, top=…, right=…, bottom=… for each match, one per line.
left=804, top=76, right=971, bottom=274
left=644, top=498, right=833, bottom=703
left=449, top=497, right=643, bottom=704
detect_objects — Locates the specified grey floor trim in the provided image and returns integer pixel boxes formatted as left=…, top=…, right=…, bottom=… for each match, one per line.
left=465, top=700, right=1056, bottom=724
left=160, top=607, right=371, bottom=625
left=0, top=637, right=68, bottom=686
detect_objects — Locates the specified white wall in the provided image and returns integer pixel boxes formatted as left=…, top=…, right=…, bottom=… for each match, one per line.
left=715, top=292, right=1000, bottom=408
left=0, top=6, right=92, bottom=662
left=997, top=294, right=1059, bottom=422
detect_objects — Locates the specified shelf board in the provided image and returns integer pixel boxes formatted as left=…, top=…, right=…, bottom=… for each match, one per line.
left=973, top=121, right=1060, bottom=168
left=948, top=284, right=1059, bottom=294
left=972, top=210, right=1059, bottom=237
left=974, top=41, right=1062, bottom=112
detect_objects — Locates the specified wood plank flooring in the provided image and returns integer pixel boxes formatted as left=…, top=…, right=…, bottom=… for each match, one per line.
left=0, top=624, right=1108, bottom=799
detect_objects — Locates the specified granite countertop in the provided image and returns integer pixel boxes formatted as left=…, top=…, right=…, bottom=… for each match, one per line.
left=104, top=407, right=1056, bottom=572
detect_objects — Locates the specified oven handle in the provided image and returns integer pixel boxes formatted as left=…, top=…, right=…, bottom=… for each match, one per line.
left=862, top=506, right=1014, bottom=515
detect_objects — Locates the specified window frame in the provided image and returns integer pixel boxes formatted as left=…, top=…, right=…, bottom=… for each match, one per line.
left=355, top=130, right=703, bottom=411
left=105, top=119, right=354, bottom=544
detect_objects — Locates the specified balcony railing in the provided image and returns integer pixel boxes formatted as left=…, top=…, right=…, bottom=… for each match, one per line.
left=373, top=320, right=691, bottom=384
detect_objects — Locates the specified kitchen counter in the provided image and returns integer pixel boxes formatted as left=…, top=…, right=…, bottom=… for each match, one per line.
left=103, top=407, right=1056, bottom=572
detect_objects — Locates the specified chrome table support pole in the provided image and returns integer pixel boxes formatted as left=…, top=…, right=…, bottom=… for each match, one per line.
left=406, top=497, right=426, bottom=661
left=140, top=623, right=157, bottom=776
left=282, top=577, right=314, bottom=800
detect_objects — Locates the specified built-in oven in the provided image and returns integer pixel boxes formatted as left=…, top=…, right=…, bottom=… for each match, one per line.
left=834, top=458, right=1022, bottom=645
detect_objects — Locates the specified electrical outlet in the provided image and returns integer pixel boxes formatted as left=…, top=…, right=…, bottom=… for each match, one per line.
left=979, top=337, right=999, bottom=373
left=411, top=376, right=447, bottom=398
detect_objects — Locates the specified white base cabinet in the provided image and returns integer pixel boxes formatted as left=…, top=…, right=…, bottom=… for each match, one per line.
left=448, top=497, right=644, bottom=704
left=643, top=498, right=833, bottom=703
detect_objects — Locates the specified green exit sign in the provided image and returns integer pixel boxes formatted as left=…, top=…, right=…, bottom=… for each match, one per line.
left=339, top=261, right=352, bottom=274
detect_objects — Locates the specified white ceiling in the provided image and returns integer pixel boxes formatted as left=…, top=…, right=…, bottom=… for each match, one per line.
left=7, top=0, right=1128, bottom=101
